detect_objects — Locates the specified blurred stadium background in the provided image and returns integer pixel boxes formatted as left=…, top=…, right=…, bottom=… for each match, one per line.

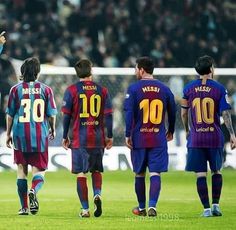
left=0, top=0, right=236, bottom=171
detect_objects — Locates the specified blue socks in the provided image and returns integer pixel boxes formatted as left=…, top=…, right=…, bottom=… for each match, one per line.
left=212, top=174, right=222, bottom=204
left=135, top=177, right=146, bottom=209
left=197, top=177, right=210, bottom=209
left=149, top=175, right=161, bottom=208
left=17, top=179, right=28, bottom=208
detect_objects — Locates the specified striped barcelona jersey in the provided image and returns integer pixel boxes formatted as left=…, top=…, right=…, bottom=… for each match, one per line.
left=124, top=79, right=176, bottom=148
left=182, top=79, right=231, bottom=148
left=61, top=80, right=112, bottom=148
left=6, top=81, right=57, bottom=152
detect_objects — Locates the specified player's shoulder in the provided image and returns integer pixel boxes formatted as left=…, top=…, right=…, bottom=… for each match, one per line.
left=183, top=79, right=199, bottom=90
left=36, top=81, right=54, bottom=93
left=10, top=82, right=23, bottom=93
left=208, top=79, right=226, bottom=91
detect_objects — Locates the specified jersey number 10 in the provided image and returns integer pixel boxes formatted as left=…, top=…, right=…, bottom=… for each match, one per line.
left=80, top=94, right=101, bottom=118
left=192, top=97, right=214, bottom=124
left=139, top=99, right=163, bottom=124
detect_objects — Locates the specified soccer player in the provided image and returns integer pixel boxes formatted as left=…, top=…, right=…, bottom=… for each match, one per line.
left=0, top=31, right=6, bottom=54
left=181, top=55, right=236, bottom=217
left=61, top=59, right=113, bottom=218
left=6, top=57, right=57, bottom=215
left=124, top=57, right=176, bottom=217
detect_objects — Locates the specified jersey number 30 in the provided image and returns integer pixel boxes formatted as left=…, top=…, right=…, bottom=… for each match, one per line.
left=19, top=99, right=45, bottom=123
left=139, top=99, right=163, bottom=124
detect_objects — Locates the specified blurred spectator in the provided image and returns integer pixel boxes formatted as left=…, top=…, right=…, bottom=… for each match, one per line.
left=0, top=0, right=235, bottom=67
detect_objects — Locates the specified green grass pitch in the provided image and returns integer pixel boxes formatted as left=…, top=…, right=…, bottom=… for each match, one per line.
left=0, top=169, right=235, bottom=230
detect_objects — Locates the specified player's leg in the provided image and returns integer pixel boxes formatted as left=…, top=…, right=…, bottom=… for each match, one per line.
left=196, top=172, right=212, bottom=217
left=209, top=148, right=223, bottom=216
left=131, top=148, right=147, bottom=216
left=72, top=148, right=90, bottom=217
left=89, top=148, right=104, bottom=217
left=147, top=147, right=168, bottom=217
left=27, top=150, right=48, bottom=215
left=186, top=148, right=211, bottom=217
left=14, top=149, right=29, bottom=215
left=28, top=167, right=45, bottom=215
left=17, top=163, right=29, bottom=215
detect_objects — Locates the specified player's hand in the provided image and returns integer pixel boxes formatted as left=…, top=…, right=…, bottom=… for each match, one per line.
left=62, top=137, right=70, bottom=150
left=49, top=129, right=56, bottom=140
left=166, top=131, right=173, bottom=142
left=230, top=135, right=236, bottom=150
left=105, top=137, right=113, bottom=150
left=125, top=137, right=132, bottom=149
left=0, top=31, right=6, bottom=44
left=6, top=135, right=12, bottom=148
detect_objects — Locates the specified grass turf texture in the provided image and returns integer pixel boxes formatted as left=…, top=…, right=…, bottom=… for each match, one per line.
left=0, top=169, right=235, bottom=230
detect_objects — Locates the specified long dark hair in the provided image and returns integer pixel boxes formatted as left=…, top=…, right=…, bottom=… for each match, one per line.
left=20, top=57, right=40, bottom=82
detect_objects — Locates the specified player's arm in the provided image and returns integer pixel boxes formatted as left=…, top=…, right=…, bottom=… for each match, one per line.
left=181, top=98, right=189, bottom=138
left=166, top=90, right=176, bottom=141
left=124, top=87, right=134, bottom=149
left=6, top=114, right=13, bottom=148
left=62, top=113, right=71, bottom=150
left=0, top=31, right=6, bottom=54
left=48, top=115, right=56, bottom=140
left=222, top=110, right=236, bottom=149
left=105, top=113, right=113, bottom=150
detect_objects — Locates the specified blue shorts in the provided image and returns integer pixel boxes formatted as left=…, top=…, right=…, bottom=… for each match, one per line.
left=71, top=148, right=104, bottom=174
left=185, top=148, right=223, bottom=172
left=131, top=147, right=168, bottom=174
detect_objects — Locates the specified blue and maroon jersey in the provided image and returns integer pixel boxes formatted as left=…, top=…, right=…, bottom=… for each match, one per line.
left=182, top=79, right=231, bottom=148
left=124, top=79, right=176, bottom=148
left=6, top=81, right=57, bottom=152
left=61, top=80, right=112, bottom=148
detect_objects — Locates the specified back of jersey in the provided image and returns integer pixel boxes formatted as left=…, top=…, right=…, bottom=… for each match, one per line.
left=183, top=79, right=231, bottom=148
left=61, top=80, right=112, bottom=148
left=6, top=81, right=57, bottom=152
left=124, top=79, right=176, bottom=148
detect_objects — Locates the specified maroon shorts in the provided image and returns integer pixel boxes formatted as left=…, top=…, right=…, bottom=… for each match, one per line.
left=14, top=149, right=48, bottom=170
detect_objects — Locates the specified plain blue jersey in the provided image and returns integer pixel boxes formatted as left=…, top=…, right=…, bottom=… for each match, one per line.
left=124, top=78, right=176, bottom=148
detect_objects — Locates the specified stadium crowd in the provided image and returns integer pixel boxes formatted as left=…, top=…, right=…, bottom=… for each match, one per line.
left=0, top=0, right=236, bottom=67
left=0, top=0, right=236, bottom=146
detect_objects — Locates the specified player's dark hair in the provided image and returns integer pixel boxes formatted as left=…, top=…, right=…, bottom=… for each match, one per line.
left=20, top=57, right=40, bottom=82
left=136, top=56, right=155, bottom=74
left=195, top=55, right=214, bottom=75
left=74, top=59, right=92, bottom=78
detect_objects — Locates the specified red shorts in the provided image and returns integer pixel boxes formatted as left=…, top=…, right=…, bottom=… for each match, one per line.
left=14, top=149, right=48, bottom=170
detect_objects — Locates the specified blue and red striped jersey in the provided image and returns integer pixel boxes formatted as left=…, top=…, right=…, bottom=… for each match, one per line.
left=6, top=81, right=57, bottom=152
left=124, top=79, right=176, bottom=148
left=182, top=79, right=231, bottom=148
left=61, top=80, right=112, bottom=148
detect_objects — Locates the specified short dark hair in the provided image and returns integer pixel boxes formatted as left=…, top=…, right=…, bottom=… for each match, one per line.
left=195, top=55, right=214, bottom=75
left=21, top=57, right=40, bottom=82
left=136, top=56, right=154, bottom=74
left=74, top=59, right=92, bottom=78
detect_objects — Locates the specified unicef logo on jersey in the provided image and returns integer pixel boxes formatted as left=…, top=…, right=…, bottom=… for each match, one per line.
left=81, top=120, right=99, bottom=126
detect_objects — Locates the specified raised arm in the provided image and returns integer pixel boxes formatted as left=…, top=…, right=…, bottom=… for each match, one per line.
left=222, top=110, right=236, bottom=149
